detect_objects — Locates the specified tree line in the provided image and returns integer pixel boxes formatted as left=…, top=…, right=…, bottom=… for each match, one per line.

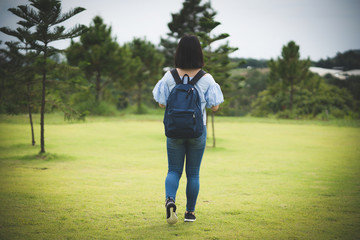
left=1, top=0, right=359, bottom=153
left=229, top=48, right=360, bottom=119
left=315, top=50, right=360, bottom=70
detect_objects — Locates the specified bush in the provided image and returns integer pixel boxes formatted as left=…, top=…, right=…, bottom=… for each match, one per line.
left=69, top=91, right=118, bottom=116
left=251, top=82, right=358, bottom=119
left=91, top=101, right=118, bottom=116
left=329, top=108, right=346, bottom=118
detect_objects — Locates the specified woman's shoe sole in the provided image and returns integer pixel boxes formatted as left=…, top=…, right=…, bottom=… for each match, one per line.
left=184, top=218, right=196, bottom=222
left=166, top=204, right=178, bottom=224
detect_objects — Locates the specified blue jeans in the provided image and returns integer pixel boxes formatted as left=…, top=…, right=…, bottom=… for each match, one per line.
left=165, top=127, right=207, bottom=212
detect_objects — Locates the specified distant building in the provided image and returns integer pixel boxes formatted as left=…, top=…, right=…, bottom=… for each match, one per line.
left=309, top=67, right=360, bottom=80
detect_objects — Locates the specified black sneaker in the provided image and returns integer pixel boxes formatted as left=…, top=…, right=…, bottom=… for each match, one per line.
left=184, top=212, right=196, bottom=222
left=165, top=198, right=177, bottom=224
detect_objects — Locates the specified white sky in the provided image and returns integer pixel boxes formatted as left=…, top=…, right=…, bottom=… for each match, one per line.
left=1, top=0, right=359, bottom=61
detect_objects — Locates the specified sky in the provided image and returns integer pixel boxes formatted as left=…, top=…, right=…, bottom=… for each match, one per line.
left=0, top=0, right=359, bottom=61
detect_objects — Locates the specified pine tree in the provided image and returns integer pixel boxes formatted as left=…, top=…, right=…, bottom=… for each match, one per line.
left=67, top=16, right=143, bottom=112
left=268, top=41, right=311, bottom=110
left=160, top=0, right=211, bottom=67
left=0, top=41, right=38, bottom=145
left=128, top=38, right=164, bottom=113
left=67, top=16, right=120, bottom=102
left=1, top=0, right=86, bottom=153
left=1, top=11, right=39, bottom=146
left=198, top=4, right=238, bottom=148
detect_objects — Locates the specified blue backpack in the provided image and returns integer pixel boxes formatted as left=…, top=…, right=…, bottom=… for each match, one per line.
left=163, top=69, right=206, bottom=139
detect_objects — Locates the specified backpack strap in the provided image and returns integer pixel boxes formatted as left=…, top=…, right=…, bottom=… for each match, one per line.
left=189, top=70, right=206, bottom=86
left=170, top=69, right=182, bottom=85
left=170, top=69, right=207, bottom=85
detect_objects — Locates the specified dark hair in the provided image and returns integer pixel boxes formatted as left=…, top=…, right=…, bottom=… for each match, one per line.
left=174, top=35, right=204, bottom=69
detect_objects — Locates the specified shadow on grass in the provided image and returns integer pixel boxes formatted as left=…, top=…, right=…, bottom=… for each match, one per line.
left=0, top=144, right=75, bottom=162
left=17, top=152, right=76, bottom=162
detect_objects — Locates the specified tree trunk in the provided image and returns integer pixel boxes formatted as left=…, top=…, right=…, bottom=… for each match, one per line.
left=206, top=111, right=208, bottom=141
left=137, top=81, right=142, bottom=113
left=27, top=83, right=35, bottom=146
left=25, top=44, right=35, bottom=146
left=207, top=32, right=217, bottom=148
left=211, top=111, right=216, bottom=148
left=289, top=77, right=294, bottom=110
left=96, top=71, right=101, bottom=102
left=40, top=47, right=47, bottom=153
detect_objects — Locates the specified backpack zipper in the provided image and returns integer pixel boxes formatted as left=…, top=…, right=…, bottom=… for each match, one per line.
left=186, top=88, right=194, bottom=99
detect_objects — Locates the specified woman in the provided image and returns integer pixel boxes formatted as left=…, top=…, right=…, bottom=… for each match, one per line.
left=152, top=35, right=224, bottom=224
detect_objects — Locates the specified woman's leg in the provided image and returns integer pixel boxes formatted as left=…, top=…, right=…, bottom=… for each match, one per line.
left=185, top=127, right=207, bottom=212
left=165, top=138, right=186, bottom=201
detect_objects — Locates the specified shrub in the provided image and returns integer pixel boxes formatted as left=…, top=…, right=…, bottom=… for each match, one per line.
left=251, top=82, right=357, bottom=119
left=69, top=91, right=118, bottom=116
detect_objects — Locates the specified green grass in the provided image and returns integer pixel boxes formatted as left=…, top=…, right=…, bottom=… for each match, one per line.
left=0, top=114, right=359, bottom=239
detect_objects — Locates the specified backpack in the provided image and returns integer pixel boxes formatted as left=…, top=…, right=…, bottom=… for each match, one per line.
left=163, top=69, right=206, bottom=139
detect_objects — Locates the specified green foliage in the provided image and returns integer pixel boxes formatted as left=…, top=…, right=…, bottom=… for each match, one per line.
left=44, top=59, right=88, bottom=120
left=251, top=41, right=358, bottom=119
left=0, top=44, right=40, bottom=114
left=224, top=69, right=268, bottom=116
left=66, top=16, right=128, bottom=102
left=232, top=58, right=268, bottom=68
left=1, top=0, right=86, bottom=148
left=252, top=78, right=357, bottom=119
left=195, top=3, right=238, bottom=118
left=127, top=38, right=164, bottom=114
left=89, top=101, right=118, bottom=116
left=160, top=0, right=212, bottom=67
left=0, top=42, right=41, bottom=146
left=66, top=88, right=117, bottom=116
left=2, top=0, right=86, bottom=56
left=316, top=49, right=360, bottom=70
left=2, top=0, right=358, bottom=123
left=66, top=16, right=151, bottom=115
left=161, top=0, right=239, bottom=103
left=324, top=74, right=360, bottom=102
left=0, top=14, right=41, bottom=116
left=267, top=41, right=312, bottom=110
left=0, top=0, right=86, bottom=153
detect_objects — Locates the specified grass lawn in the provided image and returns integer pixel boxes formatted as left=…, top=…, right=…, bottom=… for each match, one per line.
left=0, top=114, right=359, bottom=239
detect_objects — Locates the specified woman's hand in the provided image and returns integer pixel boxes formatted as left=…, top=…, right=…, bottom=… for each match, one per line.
left=211, top=105, right=219, bottom=112
left=159, top=104, right=166, bottom=108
